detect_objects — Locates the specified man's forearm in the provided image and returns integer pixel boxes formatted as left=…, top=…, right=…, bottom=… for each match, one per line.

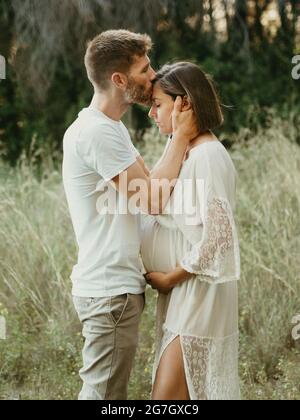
left=147, top=134, right=187, bottom=213
left=150, top=134, right=186, bottom=181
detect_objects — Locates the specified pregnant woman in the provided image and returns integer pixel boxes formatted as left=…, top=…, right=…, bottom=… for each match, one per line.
left=141, top=62, right=241, bottom=400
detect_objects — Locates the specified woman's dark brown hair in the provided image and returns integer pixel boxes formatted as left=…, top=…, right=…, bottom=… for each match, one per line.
left=155, top=62, right=224, bottom=133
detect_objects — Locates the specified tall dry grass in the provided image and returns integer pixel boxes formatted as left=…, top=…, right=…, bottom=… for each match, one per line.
left=0, top=117, right=299, bottom=399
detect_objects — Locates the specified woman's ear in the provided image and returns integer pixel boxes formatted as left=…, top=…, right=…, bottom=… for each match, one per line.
left=181, top=95, right=192, bottom=111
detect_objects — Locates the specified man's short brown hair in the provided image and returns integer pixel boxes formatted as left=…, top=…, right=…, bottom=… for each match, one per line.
left=84, top=29, right=152, bottom=90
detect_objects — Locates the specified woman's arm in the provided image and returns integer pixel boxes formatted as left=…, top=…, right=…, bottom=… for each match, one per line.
left=145, top=265, right=194, bottom=294
left=167, top=265, right=194, bottom=286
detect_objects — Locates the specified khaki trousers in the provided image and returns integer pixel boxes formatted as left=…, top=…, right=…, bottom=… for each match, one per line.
left=73, top=292, right=145, bottom=400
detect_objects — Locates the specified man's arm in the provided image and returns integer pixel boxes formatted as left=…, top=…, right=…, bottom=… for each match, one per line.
left=112, top=97, right=198, bottom=214
left=112, top=132, right=188, bottom=214
left=136, top=155, right=150, bottom=177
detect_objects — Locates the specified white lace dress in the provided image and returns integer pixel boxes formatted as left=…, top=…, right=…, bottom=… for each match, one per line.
left=141, top=139, right=241, bottom=400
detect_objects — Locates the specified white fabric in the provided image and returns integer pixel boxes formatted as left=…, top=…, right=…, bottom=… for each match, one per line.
left=63, top=106, right=146, bottom=297
left=141, top=139, right=240, bottom=400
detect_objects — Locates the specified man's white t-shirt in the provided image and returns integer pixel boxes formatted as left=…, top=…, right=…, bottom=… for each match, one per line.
left=63, top=106, right=146, bottom=297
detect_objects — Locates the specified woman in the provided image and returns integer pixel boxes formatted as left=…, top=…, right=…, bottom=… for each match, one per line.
left=141, top=62, right=241, bottom=400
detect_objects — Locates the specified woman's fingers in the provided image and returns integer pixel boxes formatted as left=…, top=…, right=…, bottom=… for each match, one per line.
left=144, top=273, right=154, bottom=287
left=144, top=272, right=158, bottom=290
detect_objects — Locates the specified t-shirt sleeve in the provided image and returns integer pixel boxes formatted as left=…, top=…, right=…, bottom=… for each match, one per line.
left=83, top=123, right=137, bottom=182
left=131, top=144, right=141, bottom=158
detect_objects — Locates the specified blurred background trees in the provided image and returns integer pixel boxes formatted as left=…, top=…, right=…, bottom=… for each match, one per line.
left=0, top=0, right=299, bottom=164
left=0, top=2, right=300, bottom=399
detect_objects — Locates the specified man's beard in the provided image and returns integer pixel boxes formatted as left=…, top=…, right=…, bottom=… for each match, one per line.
left=125, top=77, right=153, bottom=106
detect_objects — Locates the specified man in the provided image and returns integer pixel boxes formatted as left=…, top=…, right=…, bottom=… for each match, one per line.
left=62, top=29, right=197, bottom=400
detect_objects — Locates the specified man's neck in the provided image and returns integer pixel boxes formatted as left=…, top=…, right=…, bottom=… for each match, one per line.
left=90, top=91, right=129, bottom=122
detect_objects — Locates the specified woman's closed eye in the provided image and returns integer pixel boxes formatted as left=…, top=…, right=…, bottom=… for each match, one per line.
left=151, top=102, right=160, bottom=109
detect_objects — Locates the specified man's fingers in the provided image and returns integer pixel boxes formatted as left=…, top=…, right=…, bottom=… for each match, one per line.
left=173, top=96, right=182, bottom=113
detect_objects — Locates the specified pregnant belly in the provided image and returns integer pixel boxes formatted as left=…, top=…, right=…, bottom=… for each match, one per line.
left=141, top=216, right=187, bottom=273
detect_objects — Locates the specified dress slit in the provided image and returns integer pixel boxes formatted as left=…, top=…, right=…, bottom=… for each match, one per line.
left=152, top=331, right=192, bottom=400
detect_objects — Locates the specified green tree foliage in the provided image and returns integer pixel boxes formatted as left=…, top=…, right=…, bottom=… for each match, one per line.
left=0, top=0, right=299, bottom=164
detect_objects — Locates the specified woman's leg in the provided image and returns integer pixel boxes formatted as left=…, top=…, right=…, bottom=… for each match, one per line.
left=152, top=336, right=190, bottom=400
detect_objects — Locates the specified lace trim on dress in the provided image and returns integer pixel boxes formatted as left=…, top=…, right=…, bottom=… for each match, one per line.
left=153, top=326, right=240, bottom=400
left=181, top=197, right=240, bottom=282
left=181, top=332, right=240, bottom=400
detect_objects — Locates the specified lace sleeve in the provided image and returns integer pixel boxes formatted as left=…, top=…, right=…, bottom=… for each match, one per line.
left=180, top=196, right=240, bottom=282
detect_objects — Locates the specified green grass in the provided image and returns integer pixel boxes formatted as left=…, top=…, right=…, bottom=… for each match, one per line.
left=0, top=118, right=300, bottom=399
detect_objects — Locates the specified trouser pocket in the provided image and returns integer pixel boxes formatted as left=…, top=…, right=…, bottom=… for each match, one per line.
left=109, top=293, right=129, bottom=326
left=72, top=293, right=144, bottom=400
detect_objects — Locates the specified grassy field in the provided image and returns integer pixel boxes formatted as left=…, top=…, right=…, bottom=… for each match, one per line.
left=0, top=118, right=300, bottom=400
